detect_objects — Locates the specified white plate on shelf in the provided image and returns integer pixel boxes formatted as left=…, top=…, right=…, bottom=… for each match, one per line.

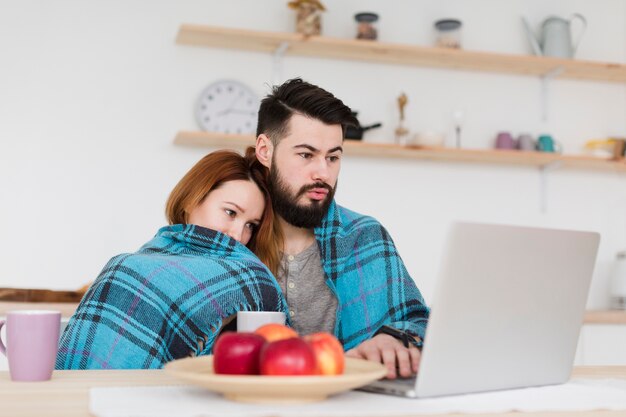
left=164, top=355, right=386, bottom=404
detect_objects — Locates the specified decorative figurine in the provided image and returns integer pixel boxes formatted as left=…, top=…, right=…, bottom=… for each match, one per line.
left=395, top=92, right=409, bottom=145
left=288, top=0, right=326, bottom=36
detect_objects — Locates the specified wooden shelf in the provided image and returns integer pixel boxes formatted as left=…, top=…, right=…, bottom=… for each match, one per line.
left=176, top=25, right=626, bottom=83
left=174, top=131, right=626, bottom=173
left=584, top=310, right=626, bottom=325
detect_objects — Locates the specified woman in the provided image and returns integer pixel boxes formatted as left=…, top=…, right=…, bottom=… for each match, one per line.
left=56, top=148, right=287, bottom=369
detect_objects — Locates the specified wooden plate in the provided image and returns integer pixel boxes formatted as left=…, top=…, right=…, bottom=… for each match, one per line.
left=164, top=355, right=386, bottom=404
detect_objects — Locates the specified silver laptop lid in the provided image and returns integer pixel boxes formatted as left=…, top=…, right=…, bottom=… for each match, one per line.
left=416, top=222, right=600, bottom=398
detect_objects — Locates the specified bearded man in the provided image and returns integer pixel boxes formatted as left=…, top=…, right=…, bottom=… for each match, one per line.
left=253, top=78, right=430, bottom=379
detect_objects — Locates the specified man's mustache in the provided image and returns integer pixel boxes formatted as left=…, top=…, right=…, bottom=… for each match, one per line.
left=296, top=182, right=333, bottom=199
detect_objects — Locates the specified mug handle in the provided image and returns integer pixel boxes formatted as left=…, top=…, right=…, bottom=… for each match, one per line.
left=0, top=320, right=6, bottom=356
left=569, top=13, right=587, bottom=55
left=554, top=140, right=564, bottom=154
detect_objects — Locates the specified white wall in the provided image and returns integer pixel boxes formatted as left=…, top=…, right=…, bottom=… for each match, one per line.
left=0, top=0, right=624, bottom=308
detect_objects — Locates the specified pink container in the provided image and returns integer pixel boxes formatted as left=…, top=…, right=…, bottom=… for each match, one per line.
left=0, top=310, right=61, bottom=381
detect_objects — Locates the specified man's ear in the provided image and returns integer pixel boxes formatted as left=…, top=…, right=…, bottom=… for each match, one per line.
left=255, top=134, right=273, bottom=169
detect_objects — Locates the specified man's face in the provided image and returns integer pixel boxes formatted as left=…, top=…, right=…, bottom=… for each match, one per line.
left=268, top=114, right=343, bottom=229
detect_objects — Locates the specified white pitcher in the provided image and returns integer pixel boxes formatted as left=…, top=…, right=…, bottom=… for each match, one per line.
left=522, top=14, right=586, bottom=59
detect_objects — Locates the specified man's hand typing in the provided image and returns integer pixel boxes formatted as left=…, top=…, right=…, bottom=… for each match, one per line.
left=345, top=334, right=421, bottom=379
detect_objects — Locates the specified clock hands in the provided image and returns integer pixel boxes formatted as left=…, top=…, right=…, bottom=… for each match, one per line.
left=216, top=92, right=246, bottom=116
left=217, top=109, right=256, bottom=116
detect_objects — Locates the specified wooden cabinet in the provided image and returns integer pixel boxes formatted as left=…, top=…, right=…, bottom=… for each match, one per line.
left=575, top=311, right=626, bottom=366
left=577, top=325, right=626, bottom=366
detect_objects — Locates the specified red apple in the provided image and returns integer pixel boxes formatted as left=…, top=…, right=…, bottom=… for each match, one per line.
left=213, top=332, right=266, bottom=375
left=304, top=332, right=345, bottom=375
left=260, top=338, right=317, bottom=376
left=254, top=323, right=299, bottom=343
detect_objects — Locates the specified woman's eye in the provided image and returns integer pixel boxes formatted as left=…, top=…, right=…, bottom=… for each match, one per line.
left=245, top=223, right=258, bottom=231
left=224, top=209, right=236, bottom=217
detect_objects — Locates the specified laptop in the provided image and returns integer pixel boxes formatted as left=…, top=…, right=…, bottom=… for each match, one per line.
left=359, top=222, right=600, bottom=398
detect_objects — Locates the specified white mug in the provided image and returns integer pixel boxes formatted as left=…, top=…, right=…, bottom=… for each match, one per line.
left=236, top=311, right=286, bottom=332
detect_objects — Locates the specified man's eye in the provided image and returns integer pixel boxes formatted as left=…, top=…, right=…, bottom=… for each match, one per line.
left=224, top=209, right=236, bottom=217
left=298, top=153, right=313, bottom=159
left=328, top=155, right=340, bottom=162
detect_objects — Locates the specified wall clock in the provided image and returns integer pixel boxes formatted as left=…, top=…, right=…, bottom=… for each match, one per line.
left=195, top=80, right=259, bottom=134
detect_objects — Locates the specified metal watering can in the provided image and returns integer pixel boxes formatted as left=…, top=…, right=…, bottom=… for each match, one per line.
left=522, top=14, right=586, bottom=58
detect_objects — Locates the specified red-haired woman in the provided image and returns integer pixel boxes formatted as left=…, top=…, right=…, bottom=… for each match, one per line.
left=57, top=148, right=287, bottom=369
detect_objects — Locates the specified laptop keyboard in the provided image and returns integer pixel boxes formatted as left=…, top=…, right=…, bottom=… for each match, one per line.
left=390, top=375, right=418, bottom=386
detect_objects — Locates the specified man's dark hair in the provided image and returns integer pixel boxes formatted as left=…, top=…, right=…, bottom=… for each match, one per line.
left=256, top=78, right=358, bottom=146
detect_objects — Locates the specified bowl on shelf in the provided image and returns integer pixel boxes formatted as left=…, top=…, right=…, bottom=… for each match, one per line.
left=409, top=131, right=446, bottom=147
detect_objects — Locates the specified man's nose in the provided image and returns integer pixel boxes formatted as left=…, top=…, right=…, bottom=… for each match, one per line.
left=312, top=158, right=330, bottom=182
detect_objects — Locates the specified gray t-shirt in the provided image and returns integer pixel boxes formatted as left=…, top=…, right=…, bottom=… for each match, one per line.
left=276, top=242, right=338, bottom=335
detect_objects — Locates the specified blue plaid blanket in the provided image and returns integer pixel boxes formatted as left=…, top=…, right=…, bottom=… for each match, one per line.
left=316, top=202, right=430, bottom=349
left=56, top=224, right=287, bottom=369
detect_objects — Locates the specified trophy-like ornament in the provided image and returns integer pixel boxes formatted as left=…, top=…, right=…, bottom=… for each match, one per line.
left=395, top=92, right=409, bottom=145
left=288, top=0, right=326, bottom=36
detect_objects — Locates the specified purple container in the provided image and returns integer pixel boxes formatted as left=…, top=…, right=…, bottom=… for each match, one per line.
left=0, top=310, right=61, bottom=381
left=495, top=132, right=517, bottom=150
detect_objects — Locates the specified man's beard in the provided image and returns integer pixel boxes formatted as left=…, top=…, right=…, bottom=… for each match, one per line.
left=269, top=166, right=335, bottom=229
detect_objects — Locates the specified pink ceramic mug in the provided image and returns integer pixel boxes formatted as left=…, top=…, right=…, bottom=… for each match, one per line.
left=0, top=310, right=61, bottom=381
left=494, top=132, right=517, bottom=150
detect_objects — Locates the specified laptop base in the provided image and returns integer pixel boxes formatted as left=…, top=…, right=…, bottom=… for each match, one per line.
left=357, top=377, right=418, bottom=398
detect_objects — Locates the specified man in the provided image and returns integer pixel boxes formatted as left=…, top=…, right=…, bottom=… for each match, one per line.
left=254, top=78, right=429, bottom=379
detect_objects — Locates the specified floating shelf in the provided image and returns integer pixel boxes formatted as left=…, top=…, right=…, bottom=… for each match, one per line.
left=584, top=310, right=626, bottom=325
left=174, top=131, right=626, bottom=173
left=176, top=25, right=626, bottom=83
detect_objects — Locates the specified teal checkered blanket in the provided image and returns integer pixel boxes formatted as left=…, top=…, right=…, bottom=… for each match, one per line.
left=316, top=202, right=430, bottom=349
left=56, top=224, right=287, bottom=369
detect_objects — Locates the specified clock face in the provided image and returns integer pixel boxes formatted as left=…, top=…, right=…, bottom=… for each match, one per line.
left=195, top=80, right=259, bottom=134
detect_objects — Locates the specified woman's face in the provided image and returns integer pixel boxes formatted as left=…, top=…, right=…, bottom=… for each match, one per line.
left=188, top=180, right=265, bottom=246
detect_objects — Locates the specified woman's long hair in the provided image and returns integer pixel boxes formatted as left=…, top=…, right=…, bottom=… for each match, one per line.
left=165, top=147, right=282, bottom=276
